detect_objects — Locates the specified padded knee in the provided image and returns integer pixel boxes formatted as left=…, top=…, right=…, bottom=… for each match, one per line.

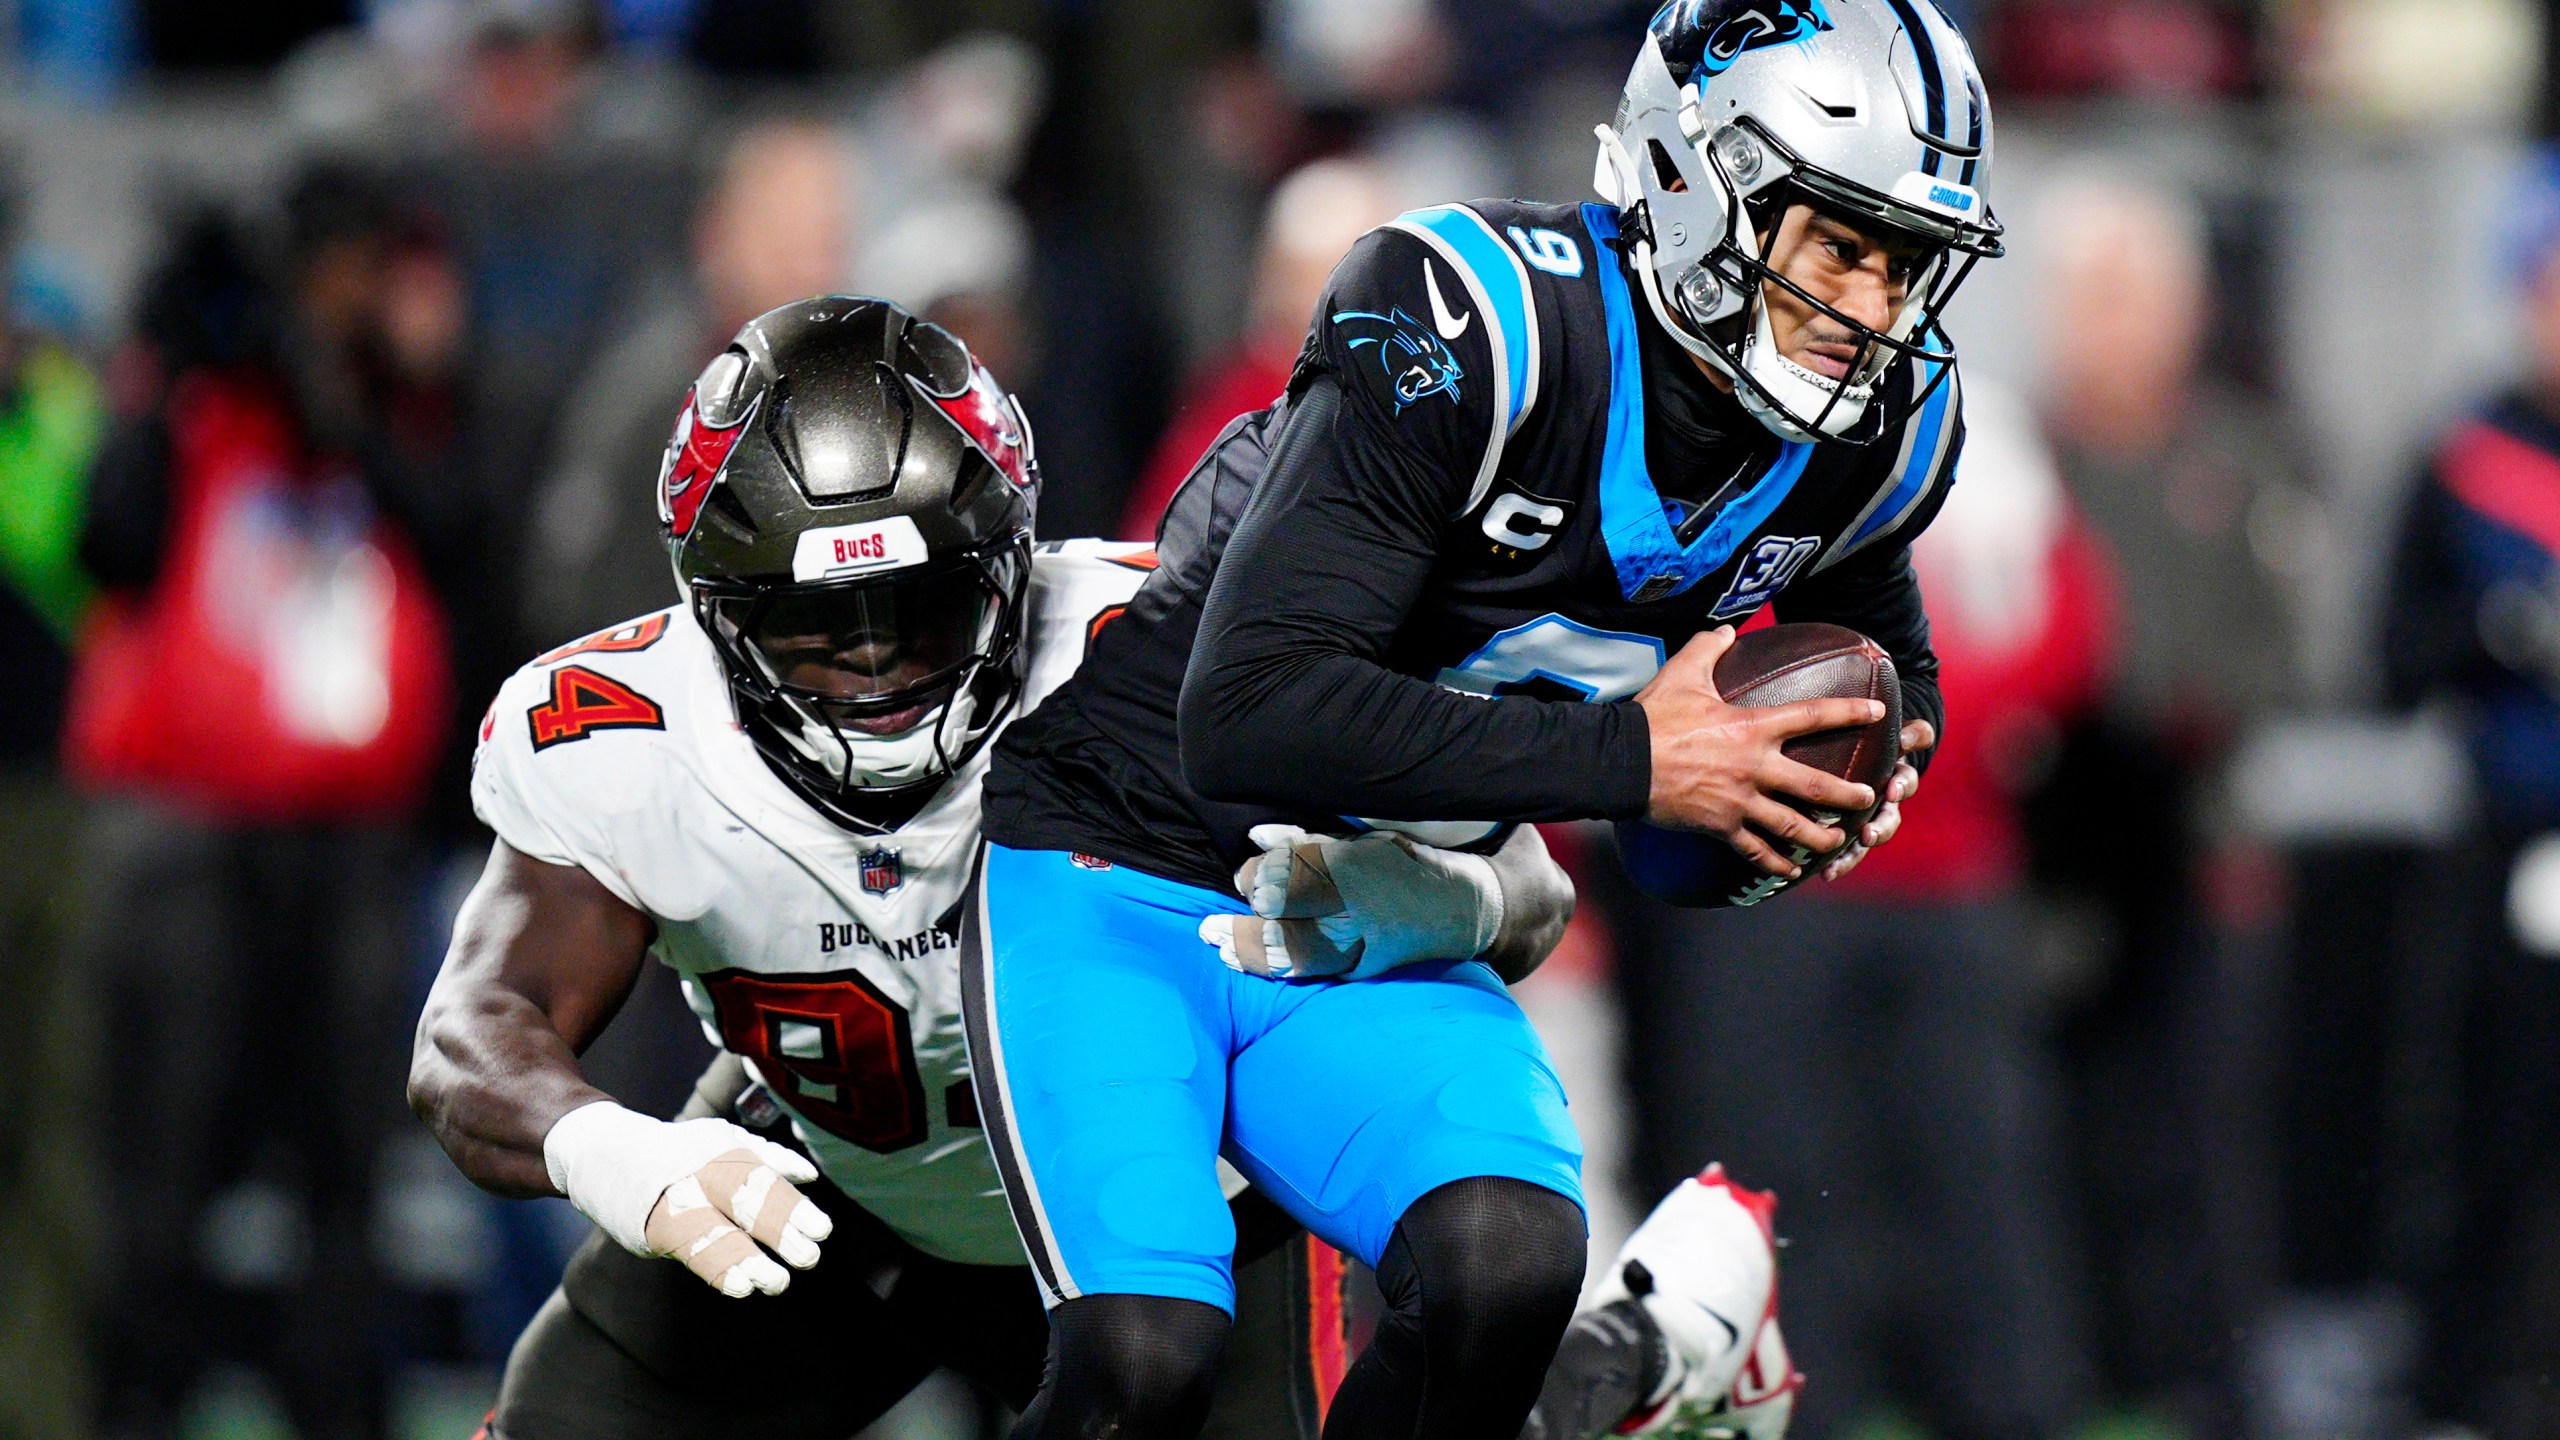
left=1012, top=1294, right=1231, bottom=1440
left=1324, top=1177, right=1587, bottom=1440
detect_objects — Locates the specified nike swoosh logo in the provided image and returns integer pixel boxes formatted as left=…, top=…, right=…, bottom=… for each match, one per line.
left=1424, top=261, right=1470, bottom=341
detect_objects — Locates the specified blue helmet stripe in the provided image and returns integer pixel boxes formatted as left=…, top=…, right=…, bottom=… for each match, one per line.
left=1884, top=0, right=1988, bottom=183
left=1957, top=22, right=1985, bottom=185
left=1916, top=0, right=1980, bottom=141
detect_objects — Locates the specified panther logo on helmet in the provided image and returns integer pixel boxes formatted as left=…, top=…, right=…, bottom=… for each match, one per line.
left=1651, top=0, right=1834, bottom=85
left=658, top=387, right=759, bottom=540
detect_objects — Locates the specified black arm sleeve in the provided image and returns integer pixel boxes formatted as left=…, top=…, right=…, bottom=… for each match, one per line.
left=1179, top=371, right=1654, bottom=822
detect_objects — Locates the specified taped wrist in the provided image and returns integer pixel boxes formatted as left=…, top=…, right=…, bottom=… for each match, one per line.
left=542, top=1099, right=668, bottom=1255
left=1332, top=837, right=1504, bottom=962
left=1481, top=825, right=1575, bottom=984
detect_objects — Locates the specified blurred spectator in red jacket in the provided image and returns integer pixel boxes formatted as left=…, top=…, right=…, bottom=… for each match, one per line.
left=1120, top=155, right=1397, bottom=540
left=73, top=165, right=465, bottom=1440
left=1611, top=385, right=2111, bottom=1440
left=1826, top=390, right=2115, bottom=900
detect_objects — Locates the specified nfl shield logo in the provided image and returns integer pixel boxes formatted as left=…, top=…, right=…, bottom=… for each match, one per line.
left=859, top=848, right=903, bottom=895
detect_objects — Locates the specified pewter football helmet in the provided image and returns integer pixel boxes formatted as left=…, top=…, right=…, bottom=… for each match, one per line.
left=663, top=296, right=1038, bottom=829
left=1595, top=0, right=2004, bottom=444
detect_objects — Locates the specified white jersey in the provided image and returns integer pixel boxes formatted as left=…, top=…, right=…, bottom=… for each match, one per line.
left=472, top=540, right=1156, bottom=1265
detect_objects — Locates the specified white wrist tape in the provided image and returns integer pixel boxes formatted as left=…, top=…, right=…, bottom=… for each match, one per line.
left=1322, top=835, right=1504, bottom=976
left=541, top=1099, right=816, bottom=1259
left=1213, top=825, right=1508, bottom=981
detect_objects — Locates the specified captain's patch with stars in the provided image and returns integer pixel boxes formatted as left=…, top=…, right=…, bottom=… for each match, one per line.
left=1333, top=307, right=1465, bottom=413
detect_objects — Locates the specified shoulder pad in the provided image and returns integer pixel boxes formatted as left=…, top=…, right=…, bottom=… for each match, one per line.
left=471, top=609, right=698, bottom=894
left=1815, top=354, right=1964, bottom=573
left=1384, top=205, right=1544, bottom=442
left=1021, top=542, right=1155, bottom=709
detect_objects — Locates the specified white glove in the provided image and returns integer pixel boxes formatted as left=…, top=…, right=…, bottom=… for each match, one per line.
left=543, top=1099, right=835, bottom=1298
left=1198, top=824, right=1503, bottom=981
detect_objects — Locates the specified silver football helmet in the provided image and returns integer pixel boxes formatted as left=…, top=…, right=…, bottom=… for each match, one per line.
left=1595, top=0, right=2005, bottom=444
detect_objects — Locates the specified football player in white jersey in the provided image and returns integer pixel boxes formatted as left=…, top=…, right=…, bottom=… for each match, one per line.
left=408, top=297, right=1792, bottom=1440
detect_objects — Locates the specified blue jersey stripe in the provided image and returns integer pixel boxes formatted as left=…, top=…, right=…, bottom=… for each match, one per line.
left=1398, top=206, right=1534, bottom=437
left=1844, top=359, right=1954, bottom=553
left=1586, top=204, right=1814, bottom=603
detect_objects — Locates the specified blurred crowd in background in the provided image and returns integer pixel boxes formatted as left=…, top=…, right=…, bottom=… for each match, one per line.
left=2, top=1, right=2559, bottom=1439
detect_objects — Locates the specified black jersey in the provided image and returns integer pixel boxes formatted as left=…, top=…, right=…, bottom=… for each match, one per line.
left=986, top=199, right=1962, bottom=892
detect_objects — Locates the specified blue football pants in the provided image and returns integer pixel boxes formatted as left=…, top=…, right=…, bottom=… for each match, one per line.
left=961, top=843, right=1584, bottom=1313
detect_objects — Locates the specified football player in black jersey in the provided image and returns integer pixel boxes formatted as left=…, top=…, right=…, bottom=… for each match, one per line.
left=415, top=299, right=1795, bottom=1440
left=968, top=4, right=2003, bottom=1438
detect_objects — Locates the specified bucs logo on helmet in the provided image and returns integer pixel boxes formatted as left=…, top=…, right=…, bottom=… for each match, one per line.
left=910, top=359, right=1035, bottom=493
left=658, top=383, right=760, bottom=540
left=1650, top=0, right=1835, bottom=84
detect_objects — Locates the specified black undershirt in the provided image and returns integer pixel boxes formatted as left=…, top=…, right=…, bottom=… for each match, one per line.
left=1634, top=295, right=1783, bottom=532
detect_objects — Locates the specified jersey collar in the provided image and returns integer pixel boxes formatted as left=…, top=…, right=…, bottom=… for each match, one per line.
left=1585, top=202, right=1814, bottom=604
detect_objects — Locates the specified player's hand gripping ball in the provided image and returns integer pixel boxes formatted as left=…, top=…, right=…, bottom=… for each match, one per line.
left=1816, top=715, right=1932, bottom=884
left=544, top=1100, right=835, bottom=1297
left=1622, top=623, right=1902, bottom=909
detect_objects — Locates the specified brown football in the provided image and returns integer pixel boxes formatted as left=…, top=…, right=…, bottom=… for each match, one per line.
left=1615, top=622, right=1902, bottom=909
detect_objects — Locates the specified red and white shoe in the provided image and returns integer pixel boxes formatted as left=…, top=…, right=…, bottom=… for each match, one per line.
left=1600, top=1165, right=1805, bottom=1440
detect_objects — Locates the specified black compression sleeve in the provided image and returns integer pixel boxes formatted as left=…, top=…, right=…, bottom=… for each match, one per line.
left=1772, top=540, right=1944, bottom=769
left=1178, top=374, right=1655, bottom=823
left=1324, top=1178, right=1587, bottom=1440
